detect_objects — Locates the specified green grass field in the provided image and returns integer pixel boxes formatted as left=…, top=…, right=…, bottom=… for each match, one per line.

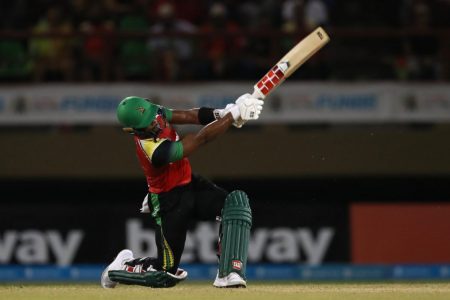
left=1, top=282, right=450, bottom=300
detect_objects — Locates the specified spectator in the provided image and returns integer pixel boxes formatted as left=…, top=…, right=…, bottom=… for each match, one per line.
left=70, top=0, right=89, bottom=29
left=237, top=1, right=279, bottom=79
left=104, top=0, right=136, bottom=23
left=200, top=2, right=244, bottom=79
left=401, top=0, right=432, bottom=29
left=303, top=0, right=329, bottom=30
left=77, top=2, right=116, bottom=81
left=281, top=0, right=304, bottom=32
left=0, top=0, right=447, bottom=82
left=147, top=2, right=197, bottom=81
left=394, top=41, right=440, bottom=81
left=411, top=0, right=431, bottom=29
left=237, top=0, right=260, bottom=29
left=29, top=5, right=75, bottom=81
left=116, top=2, right=151, bottom=80
left=168, top=0, right=206, bottom=25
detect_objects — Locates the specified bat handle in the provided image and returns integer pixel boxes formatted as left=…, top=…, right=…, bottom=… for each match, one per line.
left=252, top=87, right=266, bottom=100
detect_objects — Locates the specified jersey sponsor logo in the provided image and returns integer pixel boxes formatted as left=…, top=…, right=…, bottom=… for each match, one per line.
left=232, top=260, right=242, bottom=270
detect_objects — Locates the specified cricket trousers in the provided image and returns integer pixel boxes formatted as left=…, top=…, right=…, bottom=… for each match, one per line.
left=147, top=174, right=227, bottom=274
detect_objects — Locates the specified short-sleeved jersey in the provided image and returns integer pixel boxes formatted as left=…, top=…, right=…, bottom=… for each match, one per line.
left=134, top=119, right=191, bottom=194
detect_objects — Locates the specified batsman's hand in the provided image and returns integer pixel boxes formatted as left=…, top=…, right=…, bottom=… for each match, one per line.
left=212, top=93, right=264, bottom=128
left=214, top=104, right=234, bottom=119
left=213, top=103, right=243, bottom=128
left=236, top=93, right=264, bottom=122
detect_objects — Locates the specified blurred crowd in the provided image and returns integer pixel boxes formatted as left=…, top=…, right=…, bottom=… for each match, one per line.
left=0, top=0, right=449, bottom=82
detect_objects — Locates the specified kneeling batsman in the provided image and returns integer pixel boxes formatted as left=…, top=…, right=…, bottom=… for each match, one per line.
left=101, top=94, right=263, bottom=288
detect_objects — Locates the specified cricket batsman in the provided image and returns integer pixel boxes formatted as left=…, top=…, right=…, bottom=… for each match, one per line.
left=100, top=93, right=263, bottom=288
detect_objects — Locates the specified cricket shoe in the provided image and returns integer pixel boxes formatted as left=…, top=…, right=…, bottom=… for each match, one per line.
left=213, top=272, right=247, bottom=288
left=101, top=249, right=134, bottom=288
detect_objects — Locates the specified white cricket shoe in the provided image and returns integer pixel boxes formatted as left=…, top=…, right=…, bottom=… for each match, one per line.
left=101, top=249, right=134, bottom=288
left=213, top=272, right=247, bottom=288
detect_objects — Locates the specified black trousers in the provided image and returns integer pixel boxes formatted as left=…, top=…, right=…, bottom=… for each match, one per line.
left=148, top=174, right=227, bottom=274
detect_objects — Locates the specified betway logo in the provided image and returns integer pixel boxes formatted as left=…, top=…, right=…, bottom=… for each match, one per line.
left=0, top=230, right=84, bottom=265
left=127, top=219, right=334, bottom=264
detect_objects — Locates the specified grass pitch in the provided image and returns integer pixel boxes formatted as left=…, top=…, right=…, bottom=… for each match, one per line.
left=1, top=281, right=450, bottom=300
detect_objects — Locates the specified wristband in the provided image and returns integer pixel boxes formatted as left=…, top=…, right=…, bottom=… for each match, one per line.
left=198, top=107, right=216, bottom=125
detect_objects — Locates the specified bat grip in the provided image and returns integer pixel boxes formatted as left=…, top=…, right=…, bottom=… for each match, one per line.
left=252, top=88, right=265, bottom=100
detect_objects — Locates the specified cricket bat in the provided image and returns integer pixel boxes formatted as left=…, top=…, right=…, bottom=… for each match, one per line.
left=252, top=27, right=330, bottom=99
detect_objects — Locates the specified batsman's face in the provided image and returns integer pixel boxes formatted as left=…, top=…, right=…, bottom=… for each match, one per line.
left=146, top=120, right=161, bottom=137
left=145, top=113, right=167, bottom=137
left=155, top=113, right=167, bottom=130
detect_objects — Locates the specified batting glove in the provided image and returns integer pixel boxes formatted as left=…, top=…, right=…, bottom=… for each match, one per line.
left=236, top=93, right=264, bottom=122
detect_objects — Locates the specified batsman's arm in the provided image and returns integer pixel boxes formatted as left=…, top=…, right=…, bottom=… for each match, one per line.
left=150, top=100, right=260, bottom=166
left=149, top=112, right=236, bottom=167
left=150, top=114, right=234, bottom=167
left=170, top=109, right=201, bottom=124
left=180, top=113, right=234, bottom=157
left=169, top=107, right=219, bottom=125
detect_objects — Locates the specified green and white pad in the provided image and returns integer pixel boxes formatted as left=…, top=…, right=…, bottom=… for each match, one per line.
left=218, top=190, right=252, bottom=279
left=108, top=269, right=186, bottom=288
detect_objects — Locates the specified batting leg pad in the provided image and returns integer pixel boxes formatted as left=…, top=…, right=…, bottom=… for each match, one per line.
left=218, top=190, right=252, bottom=279
left=108, top=269, right=187, bottom=288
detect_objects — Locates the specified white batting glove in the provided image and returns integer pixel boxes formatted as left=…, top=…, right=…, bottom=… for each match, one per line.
left=236, top=93, right=264, bottom=122
left=234, top=94, right=250, bottom=127
left=213, top=104, right=234, bottom=119
left=213, top=103, right=243, bottom=128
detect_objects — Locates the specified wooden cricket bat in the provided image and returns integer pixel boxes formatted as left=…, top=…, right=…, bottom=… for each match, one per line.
left=252, top=27, right=330, bottom=99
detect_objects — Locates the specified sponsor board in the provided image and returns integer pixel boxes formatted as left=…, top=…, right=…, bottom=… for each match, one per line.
left=0, top=199, right=348, bottom=265
left=127, top=219, right=336, bottom=265
left=0, top=220, right=338, bottom=266
left=351, top=203, right=450, bottom=263
left=0, top=230, right=83, bottom=266
left=0, top=83, right=449, bottom=124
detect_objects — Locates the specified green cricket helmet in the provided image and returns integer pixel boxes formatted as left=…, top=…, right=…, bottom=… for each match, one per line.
left=116, top=96, right=159, bottom=129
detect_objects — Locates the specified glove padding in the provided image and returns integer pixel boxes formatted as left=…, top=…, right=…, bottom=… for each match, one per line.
left=214, top=103, right=242, bottom=128
left=236, top=93, right=264, bottom=123
left=213, top=94, right=264, bottom=128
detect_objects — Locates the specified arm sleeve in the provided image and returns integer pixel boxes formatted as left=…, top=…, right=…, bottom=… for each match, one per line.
left=151, top=140, right=184, bottom=167
left=163, top=107, right=173, bottom=122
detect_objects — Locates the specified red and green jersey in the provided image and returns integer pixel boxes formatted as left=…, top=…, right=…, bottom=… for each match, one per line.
left=134, top=116, right=191, bottom=194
